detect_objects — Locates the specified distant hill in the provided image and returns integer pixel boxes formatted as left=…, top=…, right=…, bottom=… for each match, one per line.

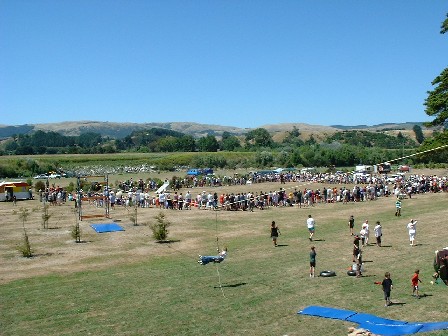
left=0, top=120, right=431, bottom=140
left=330, top=122, right=427, bottom=131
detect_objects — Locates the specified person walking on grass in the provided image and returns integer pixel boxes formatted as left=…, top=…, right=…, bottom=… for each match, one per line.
left=412, top=269, right=422, bottom=298
left=309, top=246, right=316, bottom=277
left=361, top=220, right=370, bottom=246
left=407, top=219, right=417, bottom=246
left=348, top=215, right=355, bottom=236
left=270, top=221, right=280, bottom=247
left=307, top=215, right=315, bottom=241
left=374, top=221, right=382, bottom=247
left=395, top=198, right=402, bottom=216
left=382, top=272, right=393, bottom=306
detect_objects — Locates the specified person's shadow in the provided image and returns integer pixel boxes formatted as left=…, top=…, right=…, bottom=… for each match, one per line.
left=214, top=282, right=247, bottom=288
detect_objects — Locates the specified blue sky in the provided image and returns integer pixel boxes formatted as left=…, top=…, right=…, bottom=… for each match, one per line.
left=1, top=1, right=447, bottom=129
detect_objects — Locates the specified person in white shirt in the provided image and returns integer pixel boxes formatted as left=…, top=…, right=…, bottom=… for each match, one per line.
left=407, top=219, right=417, bottom=246
left=307, top=215, right=315, bottom=241
left=362, top=220, right=370, bottom=246
left=374, top=221, right=382, bottom=247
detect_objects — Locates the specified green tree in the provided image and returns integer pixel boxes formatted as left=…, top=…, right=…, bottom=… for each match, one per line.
left=245, top=128, right=273, bottom=148
left=282, top=126, right=304, bottom=146
left=424, top=14, right=448, bottom=127
left=197, top=135, right=219, bottom=152
left=412, top=125, right=425, bottom=144
left=221, top=132, right=241, bottom=151
left=255, top=151, right=274, bottom=167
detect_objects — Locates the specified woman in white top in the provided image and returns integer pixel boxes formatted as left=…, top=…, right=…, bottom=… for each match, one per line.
left=362, top=220, right=370, bottom=246
left=407, top=219, right=417, bottom=246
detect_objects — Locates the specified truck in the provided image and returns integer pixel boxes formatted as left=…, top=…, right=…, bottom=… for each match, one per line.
left=186, top=168, right=214, bottom=176
left=377, top=162, right=392, bottom=174
left=355, top=165, right=373, bottom=174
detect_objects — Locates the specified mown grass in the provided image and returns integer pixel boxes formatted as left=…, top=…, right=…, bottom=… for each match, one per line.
left=1, top=185, right=448, bottom=336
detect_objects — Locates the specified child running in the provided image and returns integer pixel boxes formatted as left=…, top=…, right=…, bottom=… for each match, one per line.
left=412, top=269, right=422, bottom=298
left=270, top=221, right=280, bottom=247
left=381, top=272, right=393, bottom=306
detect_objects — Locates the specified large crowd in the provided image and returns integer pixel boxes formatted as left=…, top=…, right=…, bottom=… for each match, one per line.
left=43, top=171, right=447, bottom=210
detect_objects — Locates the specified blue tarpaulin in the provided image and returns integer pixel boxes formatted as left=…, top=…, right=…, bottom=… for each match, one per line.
left=90, top=223, right=125, bottom=233
left=298, top=306, right=448, bottom=335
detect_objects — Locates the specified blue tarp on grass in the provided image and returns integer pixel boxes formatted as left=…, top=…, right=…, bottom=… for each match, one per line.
left=90, top=223, right=125, bottom=233
left=298, top=306, right=448, bottom=335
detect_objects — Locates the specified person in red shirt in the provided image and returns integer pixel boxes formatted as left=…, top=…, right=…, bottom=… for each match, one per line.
left=411, top=269, right=422, bottom=298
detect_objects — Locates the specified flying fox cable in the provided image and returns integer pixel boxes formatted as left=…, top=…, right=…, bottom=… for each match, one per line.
left=214, top=210, right=227, bottom=298
left=377, top=143, right=448, bottom=166
left=208, top=142, right=448, bottom=211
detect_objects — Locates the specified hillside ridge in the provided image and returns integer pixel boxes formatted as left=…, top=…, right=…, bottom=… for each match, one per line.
left=0, top=120, right=429, bottom=139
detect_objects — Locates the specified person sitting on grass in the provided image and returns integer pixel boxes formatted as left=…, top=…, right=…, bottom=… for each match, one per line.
left=198, top=248, right=228, bottom=265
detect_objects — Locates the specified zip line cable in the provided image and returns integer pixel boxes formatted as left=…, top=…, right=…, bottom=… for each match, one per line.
left=377, top=143, right=448, bottom=166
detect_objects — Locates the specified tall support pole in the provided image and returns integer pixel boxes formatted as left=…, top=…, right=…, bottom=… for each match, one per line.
left=77, top=176, right=83, bottom=221
left=105, top=174, right=110, bottom=218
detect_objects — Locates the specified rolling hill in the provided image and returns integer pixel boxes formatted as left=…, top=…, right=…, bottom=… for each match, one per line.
left=0, top=120, right=431, bottom=140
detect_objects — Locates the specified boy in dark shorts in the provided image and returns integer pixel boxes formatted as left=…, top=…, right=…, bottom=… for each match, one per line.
left=309, top=246, right=316, bottom=278
left=382, top=272, right=393, bottom=306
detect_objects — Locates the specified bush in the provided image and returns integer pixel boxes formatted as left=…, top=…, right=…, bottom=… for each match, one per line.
left=71, top=221, right=82, bottom=243
left=150, top=212, right=171, bottom=242
left=18, top=231, right=33, bottom=257
left=34, top=180, right=46, bottom=192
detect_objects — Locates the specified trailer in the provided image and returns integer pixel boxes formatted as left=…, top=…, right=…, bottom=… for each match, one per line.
left=355, top=165, right=373, bottom=174
left=0, top=181, right=33, bottom=202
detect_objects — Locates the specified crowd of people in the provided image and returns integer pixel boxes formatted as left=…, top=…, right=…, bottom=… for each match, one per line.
left=53, top=170, right=448, bottom=214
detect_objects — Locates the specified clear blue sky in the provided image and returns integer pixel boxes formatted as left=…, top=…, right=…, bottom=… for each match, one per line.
left=1, top=1, right=447, bottom=129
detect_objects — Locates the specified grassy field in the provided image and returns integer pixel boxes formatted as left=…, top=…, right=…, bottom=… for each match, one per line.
left=1, top=177, right=448, bottom=336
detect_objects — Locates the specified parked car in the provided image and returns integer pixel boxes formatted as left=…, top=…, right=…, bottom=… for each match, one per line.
left=399, top=165, right=410, bottom=172
left=34, top=174, right=48, bottom=179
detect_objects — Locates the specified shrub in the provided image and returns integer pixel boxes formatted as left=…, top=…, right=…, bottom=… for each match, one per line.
left=18, top=231, right=33, bottom=257
left=129, top=206, right=138, bottom=226
left=71, top=220, right=82, bottom=243
left=34, top=180, right=46, bottom=193
left=15, top=208, right=33, bottom=257
left=150, top=212, right=171, bottom=242
left=41, top=203, right=51, bottom=229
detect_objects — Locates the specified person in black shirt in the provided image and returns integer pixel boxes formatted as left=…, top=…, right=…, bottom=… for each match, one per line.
left=270, top=221, right=280, bottom=247
left=348, top=215, right=355, bottom=236
left=382, top=272, right=393, bottom=306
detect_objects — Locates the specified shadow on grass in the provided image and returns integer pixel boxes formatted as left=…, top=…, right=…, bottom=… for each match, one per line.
left=381, top=245, right=393, bottom=248
left=33, top=252, right=55, bottom=257
left=156, top=239, right=181, bottom=244
left=276, top=244, right=289, bottom=247
left=214, top=282, right=247, bottom=288
left=390, top=301, right=406, bottom=306
left=313, top=239, right=325, bottom=242
left=416, top=293, right=433, bottom=298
